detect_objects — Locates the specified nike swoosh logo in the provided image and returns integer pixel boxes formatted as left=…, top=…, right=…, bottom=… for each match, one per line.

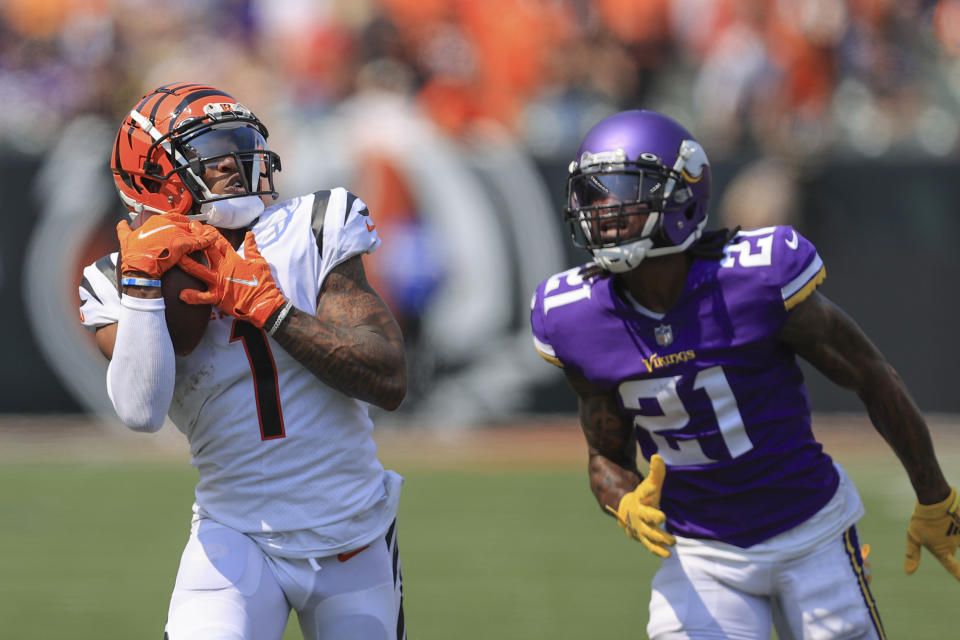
left=226, top=276, right=258, bottom=286
left=337, top=545, right=369, bottom=562
left=365, top=222, right=376, bottom=232
left=785, top=230, right=798, bottom=250
left=138, top=224, right=175, bottom=239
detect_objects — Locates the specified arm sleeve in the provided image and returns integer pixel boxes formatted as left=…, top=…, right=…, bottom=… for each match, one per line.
left=106, top=294, right=175, bottom=432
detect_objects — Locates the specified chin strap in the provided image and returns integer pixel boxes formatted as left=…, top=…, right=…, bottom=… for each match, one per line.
left=593, top=215, right=707, bottom=273
left=593, top=239, right=651, bottom=273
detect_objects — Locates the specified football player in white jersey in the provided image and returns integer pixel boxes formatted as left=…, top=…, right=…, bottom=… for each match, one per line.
left=78, top=83, right=409, bottom=639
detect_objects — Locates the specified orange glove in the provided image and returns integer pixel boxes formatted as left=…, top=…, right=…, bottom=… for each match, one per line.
left=178, top=228, right=288, bottom=329
left=117, top=214, right=218, bottom=278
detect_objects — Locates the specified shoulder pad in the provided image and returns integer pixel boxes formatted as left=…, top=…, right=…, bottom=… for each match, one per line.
left=313, top=188, right=380, bottom=287
left=530, top=264, right=598, bottom=367
left=79, top=252, right=121, bottom=329
left=720, top=226, right=824, bottom=310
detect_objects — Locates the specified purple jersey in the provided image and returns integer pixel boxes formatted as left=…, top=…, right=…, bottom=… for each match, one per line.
left=530, top=226, right=837, bottom=548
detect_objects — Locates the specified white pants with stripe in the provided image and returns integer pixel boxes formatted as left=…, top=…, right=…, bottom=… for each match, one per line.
left=163, top=517, right=406, bottom=640
left=648, top=464, right=884, bottom=640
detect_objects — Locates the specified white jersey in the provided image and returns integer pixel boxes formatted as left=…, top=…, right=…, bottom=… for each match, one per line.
left=79, top=188, right=402, bottom=558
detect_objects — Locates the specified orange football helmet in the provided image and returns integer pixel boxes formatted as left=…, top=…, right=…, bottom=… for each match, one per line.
left=110, top=82, right=281, bottom=218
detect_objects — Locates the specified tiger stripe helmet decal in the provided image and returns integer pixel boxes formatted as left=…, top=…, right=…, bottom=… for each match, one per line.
left=110, top=83, right=280, bottom=218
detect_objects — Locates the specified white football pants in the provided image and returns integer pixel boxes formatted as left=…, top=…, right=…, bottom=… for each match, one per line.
left=647, top=524, right=883, bottom=639
left=163, top=517, right=406, bottom=640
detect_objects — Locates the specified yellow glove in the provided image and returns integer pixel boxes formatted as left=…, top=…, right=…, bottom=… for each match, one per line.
left=904, top=486, right=960, bottom=580
left=605, top=454, right=676, bottom=558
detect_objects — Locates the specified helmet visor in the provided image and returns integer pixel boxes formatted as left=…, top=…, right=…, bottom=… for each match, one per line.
left=180, top=123, right=272, bottom=193
left=566, top=168, right=672, bottom=251
left=569, top=170, right=664, bottom=209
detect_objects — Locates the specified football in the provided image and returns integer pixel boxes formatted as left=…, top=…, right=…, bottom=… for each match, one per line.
left=120, top=212, right=212, bottom=356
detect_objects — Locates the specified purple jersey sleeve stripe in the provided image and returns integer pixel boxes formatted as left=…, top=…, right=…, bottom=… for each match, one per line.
left=782, top=254, right=825, bottom=310
left=533, top=336, right=563, bottom=367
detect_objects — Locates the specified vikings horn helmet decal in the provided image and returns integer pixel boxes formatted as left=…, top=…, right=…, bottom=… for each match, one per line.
left=111, top=82, right=281, bottom=228
left=565, top=110, right=711, bottom=272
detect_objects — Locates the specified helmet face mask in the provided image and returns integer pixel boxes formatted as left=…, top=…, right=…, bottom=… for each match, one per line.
left=564, top=110, right=710, bottom=272
left=111, top=83, right=281, bottom=226
left=567, top=162, right=669, bottom=250
left=179, top=122, right=278, bottom=198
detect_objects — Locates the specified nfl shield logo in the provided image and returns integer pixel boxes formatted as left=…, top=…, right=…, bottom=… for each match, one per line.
left=655, top=324, right=674, bottom=347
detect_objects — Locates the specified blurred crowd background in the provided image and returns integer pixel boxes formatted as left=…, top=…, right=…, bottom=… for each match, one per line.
left=5, top=0, right=960, bottom=159
left=2, top=0, right=960, bottom=425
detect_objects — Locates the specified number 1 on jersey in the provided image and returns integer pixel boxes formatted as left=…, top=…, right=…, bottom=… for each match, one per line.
left=230, top=320, right=286, bottom=440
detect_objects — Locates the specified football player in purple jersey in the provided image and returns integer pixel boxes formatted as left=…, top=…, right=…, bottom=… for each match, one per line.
left=530, top=109, right=959, bottom=639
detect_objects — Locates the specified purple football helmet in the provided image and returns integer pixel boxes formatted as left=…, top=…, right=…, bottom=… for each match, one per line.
left=565, top=110, right=711, bottom=272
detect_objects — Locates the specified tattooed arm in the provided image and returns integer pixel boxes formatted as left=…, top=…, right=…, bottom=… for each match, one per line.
left=268, top=255, right=407, bottom=411
left=780, top=290, right=950, bottom=504
left=563, top=368, right=642, bottom=513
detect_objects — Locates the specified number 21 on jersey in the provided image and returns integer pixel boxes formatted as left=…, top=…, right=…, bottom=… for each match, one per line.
left=542, top=267, right=590, bottom=314
left=619, top=366, right=754, bottom=466
left=540, top=265, right=757, bottom=466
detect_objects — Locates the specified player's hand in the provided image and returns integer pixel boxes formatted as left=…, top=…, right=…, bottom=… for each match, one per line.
left=605, top=454, right=676, bottom=558
left=117, top=214, right=218, bottom=278
left=905, top=486, right=960, bottom=579
left=178, top=228, right=288, bottom=329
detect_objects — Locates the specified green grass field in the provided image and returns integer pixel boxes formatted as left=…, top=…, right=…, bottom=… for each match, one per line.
left=1, top=422, right=958, bottom=639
